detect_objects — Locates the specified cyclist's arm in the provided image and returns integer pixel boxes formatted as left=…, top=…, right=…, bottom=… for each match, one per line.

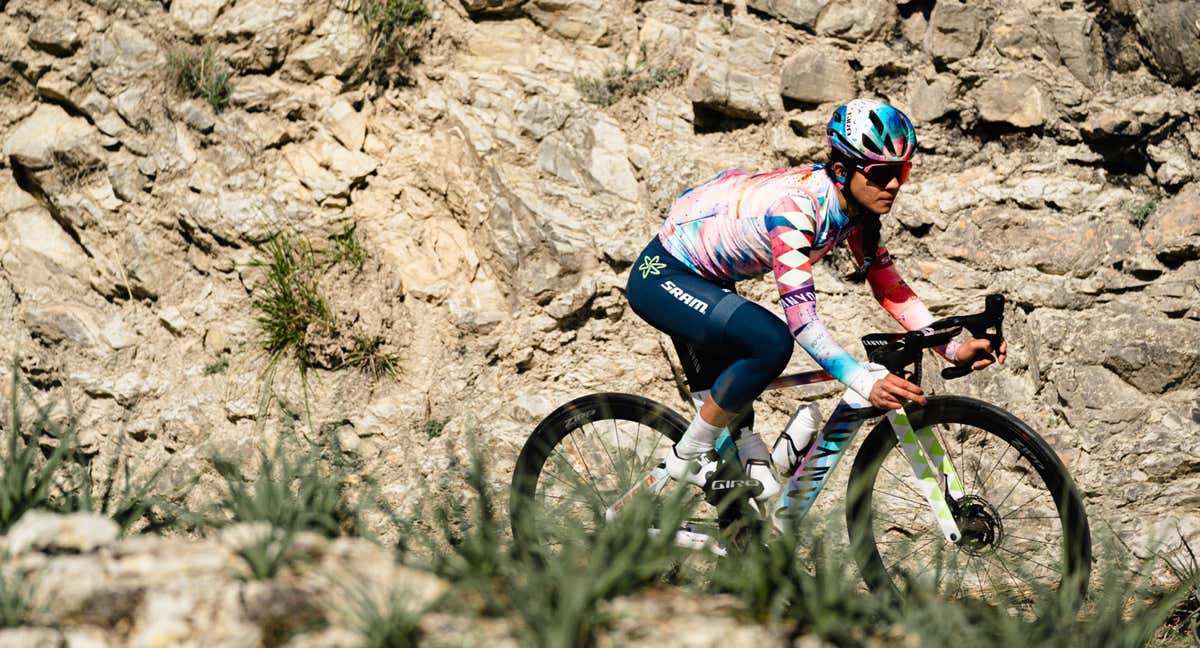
left=847, top=227, right=961, bottom=363
left=768, top=197, right=877, bottom=400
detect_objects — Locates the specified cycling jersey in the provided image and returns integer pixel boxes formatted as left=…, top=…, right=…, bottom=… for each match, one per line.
left=657, top=165, right=954, bottom=400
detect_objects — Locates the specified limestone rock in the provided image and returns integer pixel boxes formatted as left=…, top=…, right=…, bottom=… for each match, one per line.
left=908, top=76, right=956, bottom=123
left=171, top=0, right=231, bottom=34
left=0, top=628, right=65, bottom=648
left=171, top=99, right=217, bottom=134
left=185, top=190, right=281, bottom=243
left=1044, top=10, right=1105, bottom=89
left=1129, top=0, right=1200, bottom=86
left=815, top=0, right=896, bottom=41
left=780, top=45, right=856, bottom=105
left=1141, top=183, right=1200, bottom=265
left=87, top=22, right=160, bottom=95
left=23, top=303, right=105, bottom=347
left=687, top=20, right=778, bottom=121
left=746, top=0, right=826, bottom=29
left=158, top=306, right=188, bottom=335
left=1146, top=137, right=1195, bottom=187
left=463, top=0, right=528, bottom=16
left=447, top=278, right=509, bottom=333
left=587, top=116, right=638, bottom=202
left=525, top=0, right=617, bottom=46
left=211, top=0, right=312, bottom=71
left=925, top=1, right=984, bottom=64
left=285, top=6, right=368, bottom=80
left=2, top=104, right=96, bottom=170
left=322, top=99, right=366, bottom=151
left=6, top=511, right=120, bottom=555
left=28, top=17, right=80, bottom=57
left=282, top=136, right=378, bottom=205
left=973, top=74, right=1051, bottom=128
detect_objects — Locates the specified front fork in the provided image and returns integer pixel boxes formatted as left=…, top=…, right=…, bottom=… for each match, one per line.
left=886, top=405, right=966, bottom=543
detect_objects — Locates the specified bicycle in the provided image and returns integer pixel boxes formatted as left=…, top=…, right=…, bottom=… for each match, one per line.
left=510, top=294, right=1093, bottom=610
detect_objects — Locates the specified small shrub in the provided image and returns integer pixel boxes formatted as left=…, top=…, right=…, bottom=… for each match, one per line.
left=167, top=46, right=233, bottom=111
left=345, top=584, right=424, bottom=648
left=237, top=525, right=302, bottom=581
left=252, top=235, right=331, bottom=374
left=345, top=335, right=399, bottom=379
left=329, top=223, right=369, bottom=271
left=421, top=417, right=448, bottom=439
left=204, top=358, right=229, bottom=375
left=1128, top=198, right=1158, bottom=229
left=575, top=62, right=685, bottom=107
left=209, top=440, right=367, bottom=539
left=0, top=568, right=33, bottom=628
left=357, top=0, right=429, bottom=85
left=51, top=149, right=105, bottom=188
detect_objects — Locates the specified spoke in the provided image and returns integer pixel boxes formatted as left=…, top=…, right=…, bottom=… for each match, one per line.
left=879, top=461, right=927, bottom=502
left=978, top=444, right=1013, bottom=496
left=587, top=421, right=623, bottom=491
left=1003, top=491, right=1046, bottom=519
left=630, top=418, right=644, bottom=479
left=995, top=471, right=1025, bottom=511
left=888, top=535, right=940, bottom=569
left=971, top=554, right=988, bottom=600
left=1006, top=514, right=1062, bottom=520
left=879, top=489, right=928, bottom=509
left=997, top=545, right=1062, bottom=575
left=550, top=446, right=608, bottom=506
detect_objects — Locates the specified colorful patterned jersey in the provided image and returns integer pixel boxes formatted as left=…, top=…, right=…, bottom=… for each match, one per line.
left=658, top=165, right=951, bottom=400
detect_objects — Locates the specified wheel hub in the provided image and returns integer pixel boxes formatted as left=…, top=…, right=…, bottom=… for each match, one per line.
left=953, top=494, right=1003, bottom=556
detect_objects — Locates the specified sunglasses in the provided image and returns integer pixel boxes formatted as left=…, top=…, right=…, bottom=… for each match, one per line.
left=856, top=161, right=912, bottom=187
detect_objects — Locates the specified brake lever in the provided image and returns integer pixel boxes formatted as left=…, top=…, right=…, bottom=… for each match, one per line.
left=940, top=295, right=1006, bottom=381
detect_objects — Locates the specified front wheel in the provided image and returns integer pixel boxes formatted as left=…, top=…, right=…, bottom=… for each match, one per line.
left=846, top=395, right=1092, bottom=612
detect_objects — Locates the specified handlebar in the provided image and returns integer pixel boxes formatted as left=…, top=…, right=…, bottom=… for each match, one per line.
left=859, top=294, right=1006, bottom=383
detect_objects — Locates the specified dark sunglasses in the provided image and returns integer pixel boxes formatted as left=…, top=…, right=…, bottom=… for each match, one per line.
left=856, top=161, right=912, bottom=187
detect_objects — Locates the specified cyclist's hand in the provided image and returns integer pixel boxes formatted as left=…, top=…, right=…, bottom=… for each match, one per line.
left=868, top=374, right=926, bottom=410
left=954, top=337, right=1007, bottom=370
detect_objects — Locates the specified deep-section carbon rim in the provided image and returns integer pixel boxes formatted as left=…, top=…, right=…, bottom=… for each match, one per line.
left=846, top=395, right=1092, bottom=614
left=510, top=393, right=700, bottom=547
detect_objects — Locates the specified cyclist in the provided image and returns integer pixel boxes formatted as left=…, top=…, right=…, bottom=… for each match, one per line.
left=625, top=98, right=1006, bottom=500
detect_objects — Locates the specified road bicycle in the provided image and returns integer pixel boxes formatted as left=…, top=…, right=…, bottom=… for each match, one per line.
left=510, top=294, right=1092, bottom=609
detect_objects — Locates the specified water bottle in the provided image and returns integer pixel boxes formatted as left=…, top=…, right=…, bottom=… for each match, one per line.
left=772, top=402, right=821, bottom=475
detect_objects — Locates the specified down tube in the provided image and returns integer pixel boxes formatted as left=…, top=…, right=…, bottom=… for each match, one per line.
left=773, top=397, right=872, bottom=529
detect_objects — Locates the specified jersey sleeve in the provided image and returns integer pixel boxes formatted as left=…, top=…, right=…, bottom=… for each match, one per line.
left=766, top=196, right=878, bottom=400
left=847, top=228, right=960, bottom=363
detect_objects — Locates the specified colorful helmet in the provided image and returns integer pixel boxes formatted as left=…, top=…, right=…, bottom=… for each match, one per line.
left=826, top=99, right=917, bottom=163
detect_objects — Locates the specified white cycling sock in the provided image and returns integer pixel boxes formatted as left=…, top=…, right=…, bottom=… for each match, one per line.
left=665, top=414, right=722, bottom=485
left=675, top=414, right=722, bottom=458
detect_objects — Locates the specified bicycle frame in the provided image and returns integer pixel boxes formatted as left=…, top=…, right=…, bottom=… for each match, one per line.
left=605, top=364, right=967, bottom=548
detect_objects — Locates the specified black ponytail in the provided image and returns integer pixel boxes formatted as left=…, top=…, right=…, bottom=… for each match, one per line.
left=844, top=212, right=880, bottom=283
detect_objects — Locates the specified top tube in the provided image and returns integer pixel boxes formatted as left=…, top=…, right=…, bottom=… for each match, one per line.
left=764, top=370, right=836, bottom=392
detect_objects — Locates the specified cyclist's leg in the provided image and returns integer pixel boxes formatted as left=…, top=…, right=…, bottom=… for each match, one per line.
left=627, top=238, right=792, bottom=490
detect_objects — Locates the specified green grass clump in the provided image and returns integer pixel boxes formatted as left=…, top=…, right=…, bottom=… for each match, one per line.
left=421, top=417, right=448, bottom=439
left=252, top=235, right=331, bottom=374
left=209, top=440, right=367, bottom=539
left=203, top=358, right=229, bottom=375
left=345, top=335, right=400, bottom=379
left=575, top=62, right=685, bottom=107
left=0, top=568, right=34, bottom=628
left=329, top=224, right=369, bottom=271
left=1128, top=198, right=1158, bottom=229
left=167, top=46, right=233, bottom=111
left=345, top=585, right=424, bottom=648
left=357, top=0, right=429, bottom=85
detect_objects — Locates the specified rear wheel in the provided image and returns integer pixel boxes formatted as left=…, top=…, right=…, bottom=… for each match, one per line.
left=846, top=395, right=1091, bottom=613
left=511, top=393, right=719, bottom=547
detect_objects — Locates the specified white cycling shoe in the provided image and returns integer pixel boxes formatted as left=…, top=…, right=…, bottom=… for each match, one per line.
left=664, top=445, right=719, bottom=488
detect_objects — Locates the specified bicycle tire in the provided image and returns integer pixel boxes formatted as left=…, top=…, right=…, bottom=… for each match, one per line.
left=510, top=392, right=689, bottom=546
left=846, top=395, right=1092, bottom=608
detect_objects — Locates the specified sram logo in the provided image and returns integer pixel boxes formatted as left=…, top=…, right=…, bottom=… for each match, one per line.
left=661, top=280, right=709, bottom=314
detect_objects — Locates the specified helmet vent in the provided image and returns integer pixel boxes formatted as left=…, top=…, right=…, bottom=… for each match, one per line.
left=860, top=136, right=883, bottom=155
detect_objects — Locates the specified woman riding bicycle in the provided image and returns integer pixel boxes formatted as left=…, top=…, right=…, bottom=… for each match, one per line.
left=625, top=98, right=1006, bottom=501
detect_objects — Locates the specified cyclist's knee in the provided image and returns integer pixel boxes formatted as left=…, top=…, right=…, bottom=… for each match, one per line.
left=759, top=328, right=793, bottom=375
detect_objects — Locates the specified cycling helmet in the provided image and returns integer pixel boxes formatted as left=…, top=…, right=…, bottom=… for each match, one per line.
left=827, top=99, right=917, bottom=163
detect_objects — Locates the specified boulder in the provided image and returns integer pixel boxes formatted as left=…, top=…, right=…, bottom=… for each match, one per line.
left=463, top=0, right=527, bottom=17
left=2, top=104, right=96, bottom=170
left=87, top=22, right=160, bottom=95
left=321, top=99, right=366, bottom=151
left=746, top=0, right=826, bottom=29
left=282, top=136, right=377, bottom=205
left=815, top=0, right=896, bottom=41
left=925, top=1, right=984, bottom=64
left=1044, top=10, right=1105, bottom=89
left=28, top=17, right=80, bottom=57
left=1146, top=137, right=1195, bottom=187
left=780, top=45, right=856, bottom=105
left=686, top=20, right=778, bottom=121
left=1131, top=0, right=1200, bottom=86
left=211, top=0, right=313, bottom=71
left=184, top=190, right=281, bottom=242
left=170, top=0, right=231, bottom=34
left=525, top=0, right=618, bottom=45
left=1141, top=183, right=1200, bottom=265
left=908, top=75, right=956, bottom=123
left=284, top=6, right=368, bottom=80
left=586, top=116, right=638, bottom=202
left=973, top=74, right=1051, bottom=128
left=23, top=303, right=105, bottom=347
left=6, top=511, right=119, bottom=555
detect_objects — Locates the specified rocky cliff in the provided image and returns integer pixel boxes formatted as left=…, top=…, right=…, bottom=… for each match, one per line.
left=1, top=0, right=1199, bottom=644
